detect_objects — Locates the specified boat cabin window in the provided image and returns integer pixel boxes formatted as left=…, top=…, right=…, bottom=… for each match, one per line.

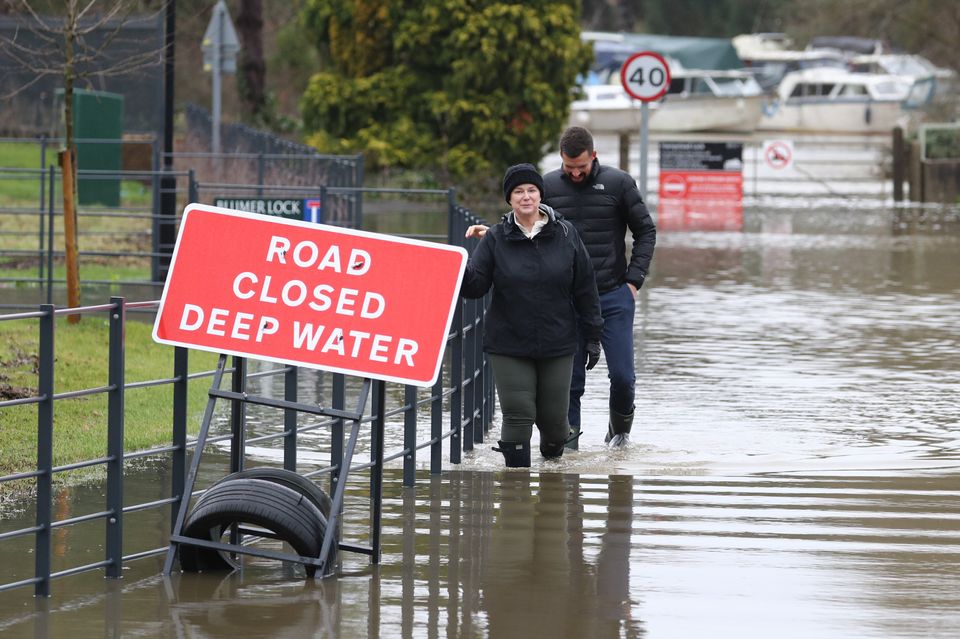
left=665, top=78, right=716, bottom=96
left=904, top=78, right=935, bottom=108
left=712, top=77, right=743, bottom=96
left=838, top=84, right=868, bottom=97
left=873, top=81, right=903, bottom=96
left=851, top=62, right=879, bottom=74
left=789, top=82, right=836, bottom=98
left=690, top=78, right=713, bottom=95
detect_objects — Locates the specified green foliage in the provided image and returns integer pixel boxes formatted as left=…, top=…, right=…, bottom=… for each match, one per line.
left=924, top=127, right=960, bottom=161
left=300, top=0, right=591, bottom=182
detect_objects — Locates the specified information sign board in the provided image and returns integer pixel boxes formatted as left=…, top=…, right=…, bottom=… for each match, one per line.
left=658, top=142, right=744, bottom=231
left=213, top=198, right=318, bottom=221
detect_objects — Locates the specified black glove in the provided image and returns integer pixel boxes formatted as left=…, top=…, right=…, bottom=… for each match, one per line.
left=585, top=340, right=602, bottom=371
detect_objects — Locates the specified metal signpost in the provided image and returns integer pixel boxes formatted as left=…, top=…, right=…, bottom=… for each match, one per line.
left=201, top=0, right=239, bottom=155
left=620, top=51, right=671, bottom=200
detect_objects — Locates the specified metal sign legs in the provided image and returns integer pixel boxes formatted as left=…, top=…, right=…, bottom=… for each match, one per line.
left=163, top=354, right=383, bottom=578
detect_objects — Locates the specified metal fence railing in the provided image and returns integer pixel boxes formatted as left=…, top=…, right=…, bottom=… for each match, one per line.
left=0, top=144, right=366, bottom=304
left=0, top=175, right=472, bottom=310
left=0, top=198, right=493, bottom=596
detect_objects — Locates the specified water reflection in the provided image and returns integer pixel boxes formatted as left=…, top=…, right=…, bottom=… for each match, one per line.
left=2, top=470, right=959, bottom=638
left=480, top=473, right=644, bottom=638
left=168, top=573, right=338, bottom=639
left=478, top=473, right=643, bottom=638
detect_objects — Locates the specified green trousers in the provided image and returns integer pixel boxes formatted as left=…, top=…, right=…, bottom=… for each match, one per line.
left=487, top=353, right=574, bottom=444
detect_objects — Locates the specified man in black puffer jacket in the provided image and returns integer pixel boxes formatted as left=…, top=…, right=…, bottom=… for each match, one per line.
left=543, top=126, right=656, bottom=448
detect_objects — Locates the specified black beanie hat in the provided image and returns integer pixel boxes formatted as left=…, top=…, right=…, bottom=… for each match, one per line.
left=502, top=163, right=544, bottom=202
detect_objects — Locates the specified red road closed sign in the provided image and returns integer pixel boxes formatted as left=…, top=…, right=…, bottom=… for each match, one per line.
left=153, top=204, right=467, bottom=386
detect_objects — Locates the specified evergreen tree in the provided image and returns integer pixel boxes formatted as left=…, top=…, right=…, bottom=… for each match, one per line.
left=300, top=0, right=591, bottom=183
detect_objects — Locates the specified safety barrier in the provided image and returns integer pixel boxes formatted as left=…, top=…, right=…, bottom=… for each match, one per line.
left=0, top=204, right=494, bottom=595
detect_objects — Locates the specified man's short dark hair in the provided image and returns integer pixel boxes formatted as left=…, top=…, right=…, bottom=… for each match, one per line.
left=559, top=126, right=595, bottom=157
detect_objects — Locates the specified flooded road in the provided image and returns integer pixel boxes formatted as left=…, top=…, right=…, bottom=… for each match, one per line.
left=1, top=469, right=958, bottom=638
left=457, top=205, right=960, bottom=477
left=2, top=203, right=960, bottom=637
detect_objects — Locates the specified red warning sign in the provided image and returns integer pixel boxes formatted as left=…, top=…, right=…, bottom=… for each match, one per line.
left=657, top=170, right=743, bottom=199
left=153, top=204, right=467, bottom=386
left=658, top=142, right=744, bottom=231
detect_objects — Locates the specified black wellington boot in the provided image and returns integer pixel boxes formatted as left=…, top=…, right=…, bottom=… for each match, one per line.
left=563, top=426, right=582, bottom=450
left=539, top=439, right=565, bottom=460
left=492, top=440, right=531, bottom=468
left=605, top=408, right=635, bottom=448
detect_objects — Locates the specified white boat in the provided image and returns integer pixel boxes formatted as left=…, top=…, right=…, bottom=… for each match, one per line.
left=569, top=63, right=765, bottom=134
left=757, top=67, right=912, bottom=133
left=733, top=34, right=849, bottom=92
left=655, top=67, right=765, bottom=132
left=568, top=84, right=641, bottom=132
left=849, top=53, right=956, bottom=106
left=738, top=49, right=849, bottom=92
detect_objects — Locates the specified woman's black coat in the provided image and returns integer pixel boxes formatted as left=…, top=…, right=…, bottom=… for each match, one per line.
left=461, top=204, right=602, bottom=359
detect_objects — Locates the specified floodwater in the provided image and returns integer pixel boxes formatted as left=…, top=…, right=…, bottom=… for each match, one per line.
left=2, top=201, right=960, bottom=638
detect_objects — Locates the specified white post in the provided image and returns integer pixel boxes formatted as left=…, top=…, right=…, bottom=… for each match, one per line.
left=639, top=101, right=650, bottom=201
left=211, top=5, right=222, bottom=156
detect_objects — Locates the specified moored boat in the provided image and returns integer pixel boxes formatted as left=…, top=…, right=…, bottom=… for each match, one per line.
left=569, top=62, right=765, bottom=134
left=757, top=67, right=912, bottom=133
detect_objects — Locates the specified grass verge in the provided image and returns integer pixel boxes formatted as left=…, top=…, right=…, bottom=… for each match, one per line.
left=0, top=314, right=222, bottom=483
left=0, top=262, right=151, bottom=285
left=0, top=140, right=152, bottom=208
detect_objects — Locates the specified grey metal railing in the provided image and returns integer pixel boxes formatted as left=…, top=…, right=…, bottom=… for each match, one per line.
left=0, top=268, right=492, bottom=595
left=0, top=200, right=494, bottom=596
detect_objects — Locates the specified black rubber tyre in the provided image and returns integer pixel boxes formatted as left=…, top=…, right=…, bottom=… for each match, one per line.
left=205, top=467, right=340, bottom=568
left=178, top=478, right=328, bottom=577
left=207, top=467, right=333, bottom=520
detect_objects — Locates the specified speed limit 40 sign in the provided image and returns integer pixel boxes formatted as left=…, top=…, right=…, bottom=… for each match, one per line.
left=620, top=51, right=672, bottom=102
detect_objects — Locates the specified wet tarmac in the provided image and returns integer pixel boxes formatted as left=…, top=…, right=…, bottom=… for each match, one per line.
left=2, top=204, right=959, bottom=638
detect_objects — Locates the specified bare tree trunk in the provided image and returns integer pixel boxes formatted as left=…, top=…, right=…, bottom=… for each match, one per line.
left=60, top=148, right=81, bottom=322
left=62, top=0, right=80, bottom=321
left=237, top=0, right=265, bottom=120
